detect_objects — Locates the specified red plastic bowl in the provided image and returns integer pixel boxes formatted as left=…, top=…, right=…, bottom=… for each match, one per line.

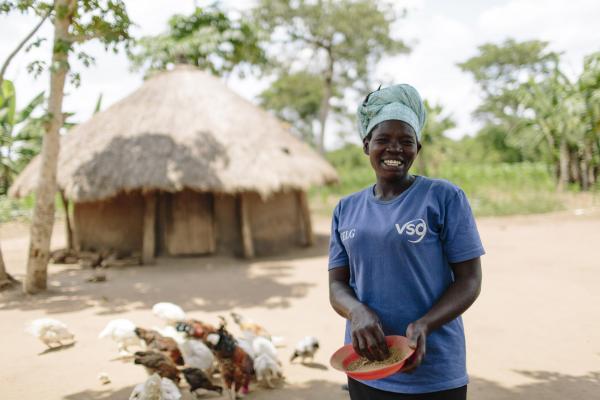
left=329, top=335, right=415, bottom=380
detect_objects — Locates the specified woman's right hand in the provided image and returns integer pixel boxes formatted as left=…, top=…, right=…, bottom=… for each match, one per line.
left=349, top=304, right=390, bottom=361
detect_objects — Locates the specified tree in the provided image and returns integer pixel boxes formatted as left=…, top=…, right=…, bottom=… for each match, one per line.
left=416, top=100, right=456, bottom=175
left=129, top=4, right=266, bottom=77
left=1, top=0, right=132, bottom=293
left=253, top=0, right=410, bottom=153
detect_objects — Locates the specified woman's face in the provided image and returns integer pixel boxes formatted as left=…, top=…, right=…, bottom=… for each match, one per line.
left=363, top=120, right=420, bottom=181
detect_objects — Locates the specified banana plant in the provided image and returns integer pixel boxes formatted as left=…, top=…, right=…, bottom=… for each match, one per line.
left=0, top=79, right=45, bottom=194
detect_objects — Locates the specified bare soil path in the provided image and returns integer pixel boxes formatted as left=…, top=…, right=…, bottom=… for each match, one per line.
left=1, top=208, right=599, bottom=399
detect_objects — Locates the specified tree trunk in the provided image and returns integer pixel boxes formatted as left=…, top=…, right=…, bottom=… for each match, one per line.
left=317, top=48, right=334, bottom=154
left=0, top=243, right=18, bottom=290
left=557, top=138, right=569, bottom=191
left=24, top=0, right=74, bottom=294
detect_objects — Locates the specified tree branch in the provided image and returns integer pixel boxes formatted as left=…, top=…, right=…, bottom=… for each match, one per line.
left=0, top=6, right=52, bottom=84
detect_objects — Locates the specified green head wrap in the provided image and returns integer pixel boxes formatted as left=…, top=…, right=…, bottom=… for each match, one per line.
left=357, top=84, right=427, bottom=141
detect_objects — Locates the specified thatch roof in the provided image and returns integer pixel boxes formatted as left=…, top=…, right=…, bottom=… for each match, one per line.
left=10, top=66, right=338, bottom=202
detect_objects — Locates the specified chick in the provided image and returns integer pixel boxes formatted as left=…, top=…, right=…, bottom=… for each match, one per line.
left=182, top=367, right=223, bottom=397
left=290, top=336, right=320, bottom=363
left=26, top=318, right=75, bottom=348
left=134, top=351, right=181, bottom=384
left=254, top=353, right=283, bottom=388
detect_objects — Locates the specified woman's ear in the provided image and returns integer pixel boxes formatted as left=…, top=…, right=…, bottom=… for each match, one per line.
left=417, top=142, right=422, bottom=153
left=363, top=137, right=370, bottom=155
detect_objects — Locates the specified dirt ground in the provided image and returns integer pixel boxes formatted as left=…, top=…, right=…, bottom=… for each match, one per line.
left=1, top=208, right=599, bottom=400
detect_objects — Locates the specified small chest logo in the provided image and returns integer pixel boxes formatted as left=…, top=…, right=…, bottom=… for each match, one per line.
left=395, top=219, right=427, bottom=243
left=340, top=229, right=356, bottom=242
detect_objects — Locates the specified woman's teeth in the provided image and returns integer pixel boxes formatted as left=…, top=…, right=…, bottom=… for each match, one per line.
left=383, top=160, right=403, bottom=166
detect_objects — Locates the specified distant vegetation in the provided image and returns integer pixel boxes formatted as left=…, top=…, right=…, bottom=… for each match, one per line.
left=309, top=144, right=595, bottom=217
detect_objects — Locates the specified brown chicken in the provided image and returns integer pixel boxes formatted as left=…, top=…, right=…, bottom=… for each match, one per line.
left=175, top=319, right=218, bottom=341
left=133, top=350, right=180, bottom=383
left=230, top=312, right=271, bottom=338
left=205, top=324, right=254, bottom=400
left=134, top=327, right=184, bottom=365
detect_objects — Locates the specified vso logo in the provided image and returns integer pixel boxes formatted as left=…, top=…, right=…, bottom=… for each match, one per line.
left=395, top=219, right=427, bottom=243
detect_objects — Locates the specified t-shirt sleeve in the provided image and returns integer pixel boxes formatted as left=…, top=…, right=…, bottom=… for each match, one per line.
left=328, top=202, right=349, bottom=269
left=441, top=189, right=485, bottom=263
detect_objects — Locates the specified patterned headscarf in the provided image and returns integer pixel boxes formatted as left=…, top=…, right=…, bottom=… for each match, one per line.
left=357, top=84, right=427, bottom=141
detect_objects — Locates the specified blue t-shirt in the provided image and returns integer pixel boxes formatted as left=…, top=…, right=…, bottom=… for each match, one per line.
left=328, top=176, right=485, bottom=394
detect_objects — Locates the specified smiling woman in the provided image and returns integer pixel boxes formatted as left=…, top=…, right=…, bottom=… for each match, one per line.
left=328, top=84, right=484, bottom=400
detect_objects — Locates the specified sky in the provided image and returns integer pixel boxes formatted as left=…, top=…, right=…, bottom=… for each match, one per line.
left=1, top=0, right=600, bottom=149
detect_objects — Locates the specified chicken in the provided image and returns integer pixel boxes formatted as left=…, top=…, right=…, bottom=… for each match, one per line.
left=98, top=319, right=142, bottom=355
left=290, top=336, right=319, bottom=363
left=182, top=367, right=222, bottom=397
left=230, top=312, right=270, bottom=339
left=134, top=351, right=181, bottom=384
left=252, top=336, right=278, bottom=360
left=175, top=319, right=217, bottom=340
left=129, top=373, right=181, bottom=400
left=253, top=353, right=283, bottom=388
left=205, top=325, right=254, bottom=400
left=135, top=327, right=184, bottom=365
left=26, top=318, right=75, bottom=348
left=152, top=302, right=186, bottom=325
left=156, top=326, right=215, bottom=373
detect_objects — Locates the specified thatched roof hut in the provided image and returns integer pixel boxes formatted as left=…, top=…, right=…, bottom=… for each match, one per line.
left=11, top=66, right=338, bottom=261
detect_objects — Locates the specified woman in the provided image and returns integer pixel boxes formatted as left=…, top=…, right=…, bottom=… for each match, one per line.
left=329, top=84, right=484, bottom=400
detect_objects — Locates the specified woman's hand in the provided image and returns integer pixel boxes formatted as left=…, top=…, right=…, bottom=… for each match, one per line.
left=399, top=320, right=428, bottom=373
left=349, top=304, right=390, bottom=361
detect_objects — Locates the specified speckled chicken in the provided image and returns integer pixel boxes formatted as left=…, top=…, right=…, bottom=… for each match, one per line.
left=135, top=327, right=184, bottom=365
left=205, top=324, right=254, bottom=400
left=134, top=350, right=181, bottom=384
left=182, top=367, right=222, bottom=397
left=175, top=319, right=218, bottom=341
left=290, top=336, right=320, bottom=363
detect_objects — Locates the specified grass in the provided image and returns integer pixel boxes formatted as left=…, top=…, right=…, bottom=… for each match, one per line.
left=310, top=144, right=577, bottom=218
left=0, top=194, right=65, bottom=223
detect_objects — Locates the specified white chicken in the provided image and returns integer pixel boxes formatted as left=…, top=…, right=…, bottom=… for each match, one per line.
left=98, top=319, right=143, bottom=355
left=129, top=373, right=181, bottom=400
left=156, top=326, right=215, bottom=373
left=254, top=353, right=283, bottom=388
left=152, top=302, right=186, bottom=325
left=252, top=336, right=283, bottom=388
left=290, top=336, right=319, bottom=363
left=26, top=318, right=75, bottom=348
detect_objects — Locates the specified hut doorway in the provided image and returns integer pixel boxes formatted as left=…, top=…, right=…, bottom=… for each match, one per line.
left=157, top=190, right=216, bottom=256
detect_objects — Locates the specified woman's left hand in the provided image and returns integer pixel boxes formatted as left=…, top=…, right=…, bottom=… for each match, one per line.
left=399, top=320, right=428, bottom=373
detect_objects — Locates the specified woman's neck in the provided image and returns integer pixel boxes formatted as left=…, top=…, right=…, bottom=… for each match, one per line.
left=374, top=174, right=416, bottom=201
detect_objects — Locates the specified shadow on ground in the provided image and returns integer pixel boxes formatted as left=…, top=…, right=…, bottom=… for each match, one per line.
left=63, top=380, right=347, bottom=400
left=0, top=233, right=330, bottom=315
left=470, top=370, right=600, bottom=400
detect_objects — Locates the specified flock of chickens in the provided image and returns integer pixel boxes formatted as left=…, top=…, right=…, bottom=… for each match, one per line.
left=26, top=302, right=320, bottom=400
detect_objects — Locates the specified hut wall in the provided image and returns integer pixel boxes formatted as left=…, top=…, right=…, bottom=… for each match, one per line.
left=247, top=190, right=302, bottom=256
left=214, top=193, right=242, bottom=256
left=73, top=192, right=144, bottom=253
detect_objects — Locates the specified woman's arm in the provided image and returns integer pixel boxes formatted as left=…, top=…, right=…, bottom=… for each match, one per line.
left=401, top=256, right=482, bottom=372
left=329, top=267, right=390, bottom=361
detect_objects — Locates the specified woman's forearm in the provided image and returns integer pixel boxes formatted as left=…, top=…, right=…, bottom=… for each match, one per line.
left=418, top=258, right=482, bottom=333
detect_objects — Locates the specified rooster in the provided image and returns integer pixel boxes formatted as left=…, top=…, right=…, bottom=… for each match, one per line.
left=205, top=324, right=254, bottom=400
left=182, top=367, right=223, bottom=398
left=26, top=318, right=75, bottom=348
left=135, top=327, right=184, bottom=365
left=134, top=351, right=181, bottom=384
